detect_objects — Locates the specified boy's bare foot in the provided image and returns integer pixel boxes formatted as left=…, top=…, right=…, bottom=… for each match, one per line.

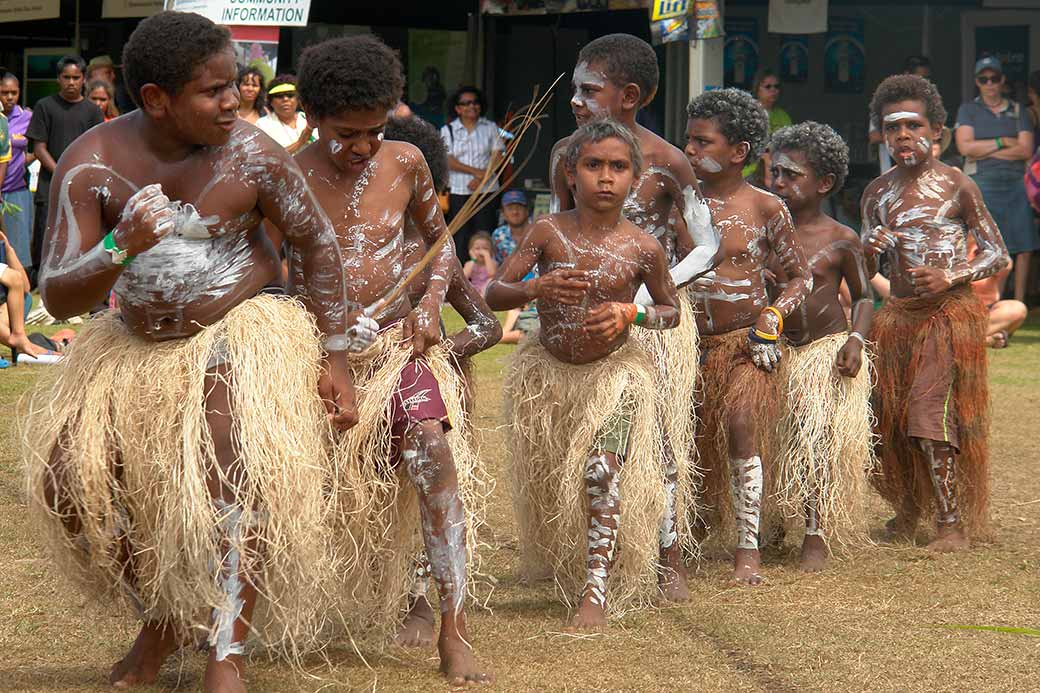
left=657, top=564, right=691, bottom=602
left=394, top=595, right=436, bottom=648
left=203, top=655, right=246, bottom=693
left=732, top=548, right=764, bottom=586
left=799, top=535, right=828, bottom=573
left=926, top=524, right=969, bottom=553
left=884, top=514, right=918, bottom=540
left=439, top=636, right=493, bottom=685
left=109, top=622, right=180, bottom=688
left=565, top=594, right=608, bottom=631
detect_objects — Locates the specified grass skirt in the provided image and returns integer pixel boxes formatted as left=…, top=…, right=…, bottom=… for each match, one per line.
left=631, top=291, right=701, bottom=555
left=504, top=339, right=663, bottom=616
left=695, top=329, right=780, bottom=542
left=870, top=286, right=990, bottom=538
left=775, top=332, right=876, bottom=545
left=328, top=327, right=486, bottom=643
left=21, top=295, right=335, bottom=659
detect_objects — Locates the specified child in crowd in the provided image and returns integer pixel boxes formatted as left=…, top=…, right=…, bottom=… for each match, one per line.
left=463, top=231, right=497, bottom=294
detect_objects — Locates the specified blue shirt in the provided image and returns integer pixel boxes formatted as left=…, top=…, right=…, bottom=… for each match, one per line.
left=955, top=97, right=1032, bottom=176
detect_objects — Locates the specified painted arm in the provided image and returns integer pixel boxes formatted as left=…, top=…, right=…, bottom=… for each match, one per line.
left=762, top=203, right=811, bottom=324
left=445, top=259, right=502, bottom=358
left=951, top=176, right=1009, bottom=283
left=860, top=187, right=886, bottom=278
left=835, top=238, right=874, bottom=378
left=583, top=239, right=679, bottom=339
left=33, top=140, right=57, bottom=175
left=486, top=218, right=590, bottom=310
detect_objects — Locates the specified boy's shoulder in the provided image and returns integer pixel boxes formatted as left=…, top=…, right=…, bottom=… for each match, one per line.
left=817, top=215, right=860, bottom=246
left=635, top=126, right=684, bottom=166
left=743, top=183, right=786, bottom=215
left=376, top=138, right=425, bottom=168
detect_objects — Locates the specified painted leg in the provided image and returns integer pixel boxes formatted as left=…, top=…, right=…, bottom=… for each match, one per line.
left=202, top=369, right=257, bottom=693
left=728, top=407, right=763, bottom=585
left=568, top=451, right=621, bottom=630
left=799, top=502, right=827, bottom=573
left=403, top=420, right=491, bottom=685
left=657, top=440, right=690, bottom=602
left=394, top=552, right=436, bottom=648
left=920, top=439, right=969, bottom=552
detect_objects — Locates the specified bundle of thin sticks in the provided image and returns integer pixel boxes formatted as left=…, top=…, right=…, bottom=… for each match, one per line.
left=365, top=74, right=564, bottom=317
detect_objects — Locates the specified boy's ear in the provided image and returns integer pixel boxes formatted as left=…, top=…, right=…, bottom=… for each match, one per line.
left=731, top=141, right=751, bottom=166
left=818, top=172, right=837, bottom=197
left=138, top=83, right=169, bottom=119
left=621, top=82, right=642, bottom=112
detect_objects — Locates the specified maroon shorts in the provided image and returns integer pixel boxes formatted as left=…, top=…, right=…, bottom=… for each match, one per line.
left=389, top=358, right=452, bottom=445
left=907, top=330, right=959, bottom=450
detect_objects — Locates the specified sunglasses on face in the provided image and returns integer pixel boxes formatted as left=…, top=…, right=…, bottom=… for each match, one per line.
left=457, top=99, right=479, bottom=107
left=762, top=83, right=780, bottom=90
left=977, top=75, right=1002, bottom=85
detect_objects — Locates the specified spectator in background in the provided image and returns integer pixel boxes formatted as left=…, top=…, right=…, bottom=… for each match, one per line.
left=491, top=188, right=530, bottom=264
left=0, top=105, right=10, bottom=193
left=441, top=86, right=504, bottom=264
left=87, top=79, right=119, bottom=121
left=1027, top=70, right=1040, bottom=152
left=255, top=75, right=315, bottom=153
left=236, top=65, right=267, bottom=124
left=0, top=73, right=33, bottom=273
left=85, top=54, right=116, bottom=86
left=26, top=55, right=103, bottom=286
left=462, top=231, right=496, bottom=295
left=744, top=69, right=792, bottom=179
left=869, top=56, right=932, bottom=174
left=956, top=56, right=1037, bottom=303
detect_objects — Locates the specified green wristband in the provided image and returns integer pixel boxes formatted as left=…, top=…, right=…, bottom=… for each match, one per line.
left=634, top=304, right=647, bottom=325
left=995, top=137, right=1004, bottom=150
left=103, top=230, right=134, bottom=266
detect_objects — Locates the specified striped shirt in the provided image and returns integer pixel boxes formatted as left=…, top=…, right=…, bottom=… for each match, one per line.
left=441, top=117, right=504, bottom=195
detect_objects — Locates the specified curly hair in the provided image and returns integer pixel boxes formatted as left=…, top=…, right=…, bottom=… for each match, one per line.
left=297, top=35, right=403, bottom=119
left=686, top=88, right=769, bottom=164
left=384, top=115, right=449, bottom=192
left=770, top=121, right=849, bottom=195
left=578, top=33, right=659, bottom=106
left=237, top=65, right=267, bottom=116
left=122, top=11, right=231, bottom=108
left=563, top=119, right=643, bottom=179
left=869, top=73, right=947, bottom=127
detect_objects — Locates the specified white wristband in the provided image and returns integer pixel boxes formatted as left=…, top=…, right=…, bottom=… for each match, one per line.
left=848, top=331, right=866, bottom=347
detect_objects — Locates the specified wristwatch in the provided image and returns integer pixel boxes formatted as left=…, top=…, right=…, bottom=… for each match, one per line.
left=103, top=230, right=133, bottom=266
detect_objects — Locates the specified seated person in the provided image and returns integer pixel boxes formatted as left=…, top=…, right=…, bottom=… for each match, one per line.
left=969, top=237, right=1027, bottom=348
left=0, top=231, right=48, bottom=358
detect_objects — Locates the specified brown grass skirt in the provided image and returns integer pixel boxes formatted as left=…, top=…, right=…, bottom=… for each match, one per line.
left=870, top=286, right=990, bottom=538
left=21, top=295, right=335, bottom=660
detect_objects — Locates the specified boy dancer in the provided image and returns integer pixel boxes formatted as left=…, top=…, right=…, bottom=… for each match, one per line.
left=767, top=122, right=875, bottom=571
left=861, top=75, right=1008, bottom=550
left=22, top=12, right=359, bottom=692
left=550, top=33, right=719, bottom=599
left=684, top=88, right=811, bottom=585
left=294, top=37, right=490, bottom=684
left=488, top=120, right=680, bottom=628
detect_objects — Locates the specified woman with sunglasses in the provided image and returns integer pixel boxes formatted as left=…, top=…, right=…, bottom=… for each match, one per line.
left=955, top=56, right=1037, bottom=304
left=255, top=74, right=316, bottom=154
left=744, top=69, right=792, bottom=180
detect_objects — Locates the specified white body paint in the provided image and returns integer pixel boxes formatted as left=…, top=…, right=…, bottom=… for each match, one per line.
left=730, top=456, right=763, bottom=550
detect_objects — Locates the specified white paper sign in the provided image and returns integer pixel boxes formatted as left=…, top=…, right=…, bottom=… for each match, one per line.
left=0, top=0, right=60, bottom=23
left=167, top=0, right=311, bottom=27
left=768, top=0, right=828, bottom=35
left=103, top=0, right=163, bottom=18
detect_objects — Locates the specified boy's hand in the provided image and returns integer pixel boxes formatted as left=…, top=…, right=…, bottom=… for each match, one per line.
left=345, top=315, right=379, bottom=353
left=749, top=340, right=781, bottom=372
left=319, top=350, right=359, bottom=431
left=112, top=184, right=175, bottom=256
left=835, top=336, right=863, bottom=377
left=863, top=225, right=899, bottom=258
left=531, top=268, right=589, bottom=304
left=402, top=302, right=441, bottom=357
left=907, top=266, right=953, bottom=297
left=583, top=302, right=636, bottom=340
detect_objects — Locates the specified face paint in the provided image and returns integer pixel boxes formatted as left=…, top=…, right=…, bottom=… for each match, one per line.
left=772, top=152, right=808, bottom=176
left=328, top=138, right=342, bottom=154
left=697, top=156, right=723, bottom=173
left=883, top=111, right=922, bottom=123
left=571, top=61, right=608, bottom=117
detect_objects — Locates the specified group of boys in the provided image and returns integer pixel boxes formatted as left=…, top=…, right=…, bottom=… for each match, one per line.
left=22, top=13, right=1007, bottom=693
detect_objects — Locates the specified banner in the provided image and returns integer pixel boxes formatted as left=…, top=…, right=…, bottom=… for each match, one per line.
left=824, top=17, right=864, bottom=93
left=167, top=0, right=311, bottom=27
left=0, top=0, right=59, bottom=23
left=724, top=17, right=758, bottom=90
left=102, top=0, right=163, bottom=18
left=768, top=0, right=827, bottom=35
left=779, top=35, right=808, bottom=83
left=482, top=0, right=644, bottom=15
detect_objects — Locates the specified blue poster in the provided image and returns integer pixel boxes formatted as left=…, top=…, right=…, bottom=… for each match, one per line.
left=724, top=17, right=759, bottom=90
left=825, top=18, right=865, bottom=94
left=779, top=35, right=808, bottom=83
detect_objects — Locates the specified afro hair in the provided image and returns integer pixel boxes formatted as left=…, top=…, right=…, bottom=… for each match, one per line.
left=297, top=35, right=404, bottom=120
left=686, top=88, right=769, bottom=164
left=870, top=74, right=947, bottom=127
left=384, top=115, right=449, bottom=193
left=578, top=33, right=659, bottom=106
left=122, top=11, right=231, bottom=108
left=563, top=119, right=643, bottom=179
left=770, top=121, right=850, bottom=195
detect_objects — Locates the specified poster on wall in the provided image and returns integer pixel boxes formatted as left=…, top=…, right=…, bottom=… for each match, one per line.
left=724, top=17, right=759, bottom=89
left=824, top=17, right=864, bottom=94
left=693, top=0, right=722, bottom=40
left=0, top=0, right=59, bottom=23
left=975, top=25, right=1029, bottom=92
left=482, top=0, right=643, bottom=15
left=230, top=26, right=278, bottom=85
left=167, top=0, right=310, bottom=26
left=408, top=29, right=468, bottom=128
left=768, top=0, right=827, bottom=35
left=649, top=0, right=689, bottom=45
left=779, top=35, right=808, bottom=83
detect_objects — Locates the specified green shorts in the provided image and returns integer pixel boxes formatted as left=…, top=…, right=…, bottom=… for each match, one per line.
left=592, top=396, right=634, bottom=456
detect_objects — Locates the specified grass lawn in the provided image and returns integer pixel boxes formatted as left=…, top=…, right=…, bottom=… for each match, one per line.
left=2, top=311, right=1038, bottom=691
